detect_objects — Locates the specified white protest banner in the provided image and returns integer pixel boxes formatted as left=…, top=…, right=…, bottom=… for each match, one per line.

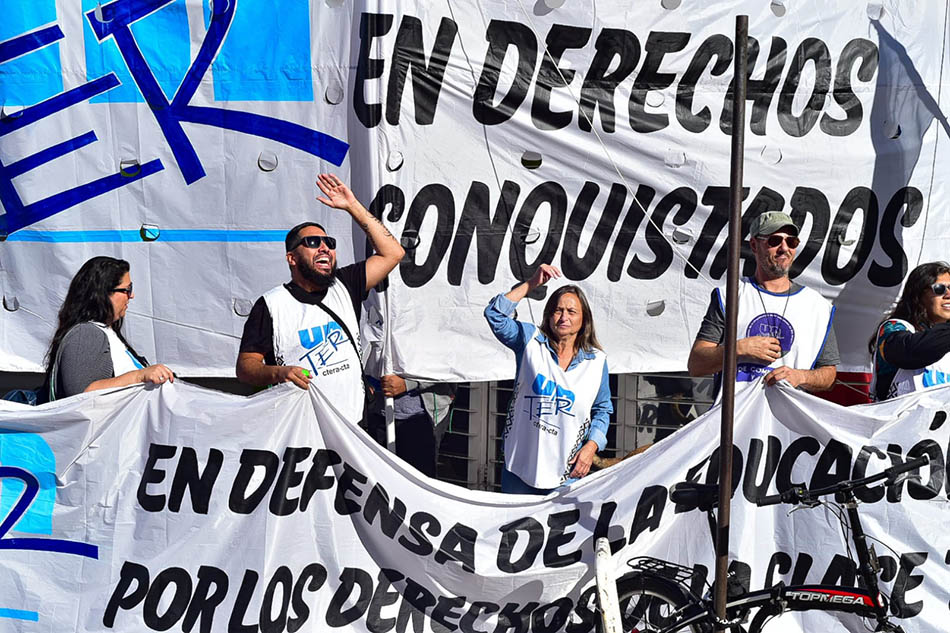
left=2, top=1, right=949, bottom=378
left=0, top=380, right=949, bottom=631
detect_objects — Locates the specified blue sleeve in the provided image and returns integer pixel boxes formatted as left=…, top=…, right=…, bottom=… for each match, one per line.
left=484, top=294, right=536, bottom=354
left=586, top=360, right=613, bottom=451
left=876, top=320, right=908, bottom=371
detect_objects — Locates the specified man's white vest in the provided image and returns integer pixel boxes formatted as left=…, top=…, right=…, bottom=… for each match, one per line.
left=504, top=336, right=606, bottom=489
left=263, top=284, right=363, bottom=421
left=93, top=322, right=144, bottom=375
left=873, top=319, right=950, bottom=398
left=723, top=278, right=834, bottom=395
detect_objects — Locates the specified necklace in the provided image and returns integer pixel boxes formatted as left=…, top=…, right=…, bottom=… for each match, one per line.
left=753, top=277, right=791, bottom=366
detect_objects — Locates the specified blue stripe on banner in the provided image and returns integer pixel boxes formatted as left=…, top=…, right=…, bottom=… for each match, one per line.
left=6, top=229, right=287, bottom=243
left=0, top=537, right=98, bottom=558
left=0, top=608, right=39, bottom=622
left=0, top=1, right=64, bottom=106
left=83, top=0, right=191, bottom=103
left=0, top=25, right=63, bottom=65
left=5, top=131, right=98, bottom=179
left=203, top=0, right=314, bottom=102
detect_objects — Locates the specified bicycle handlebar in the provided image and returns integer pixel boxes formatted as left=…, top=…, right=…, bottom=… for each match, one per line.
left=887, top=454, right=931, bottom=478
left=756, top=489, right=792, bottom=506
left=756, top=454, right=930, bottom=507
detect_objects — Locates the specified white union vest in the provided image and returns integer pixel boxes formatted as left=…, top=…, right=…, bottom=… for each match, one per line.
left=722, top=279, right=834, bottom=396
left=263, top=284, right=363, bottom=421
left=92, top=322, right=144, bottom=375
left=505, top=336, right=606, bottom=489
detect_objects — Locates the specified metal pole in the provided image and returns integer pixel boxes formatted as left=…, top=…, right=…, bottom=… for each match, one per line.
left=714, top=14, right=748, bottom=630
left=383, top=285, right=397, bottom=451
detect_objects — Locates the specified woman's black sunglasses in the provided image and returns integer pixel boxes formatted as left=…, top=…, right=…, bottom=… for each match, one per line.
left=112, top=283, right=133, bottom=296
left=931, top=283, right=950, bottom=296
left=291, top=235, right=336, bottom=250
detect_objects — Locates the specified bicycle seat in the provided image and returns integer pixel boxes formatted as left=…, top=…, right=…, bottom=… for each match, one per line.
left=669, top=481, right=719, bottom=511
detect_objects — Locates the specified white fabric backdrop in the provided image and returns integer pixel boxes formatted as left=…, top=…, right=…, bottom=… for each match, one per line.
left=1, top=1, right=948, bottom=378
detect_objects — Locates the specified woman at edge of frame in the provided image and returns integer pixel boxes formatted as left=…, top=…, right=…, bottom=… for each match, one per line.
left=484, top=263, right=612, bottom=495
left=41, top=256, right=175, bottom=403
left=869, top=261, right=950, bottom=401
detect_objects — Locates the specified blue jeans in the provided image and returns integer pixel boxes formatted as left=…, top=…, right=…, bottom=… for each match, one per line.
left=501, top=467, right=578, bottom=494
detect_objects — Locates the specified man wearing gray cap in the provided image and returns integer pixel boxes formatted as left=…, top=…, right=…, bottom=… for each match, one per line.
left=687, top=211, right=838, bottom=397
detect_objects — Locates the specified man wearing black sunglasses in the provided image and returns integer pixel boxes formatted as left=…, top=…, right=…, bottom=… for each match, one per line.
left=236, top=174, right=405, bottom=422
left=688, top=211, right=838, bottom=398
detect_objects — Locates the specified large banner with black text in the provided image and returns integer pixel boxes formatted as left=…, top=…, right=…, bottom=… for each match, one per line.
left=2, top=1, right=950, bottom=378
left=0, top=380, right=949, bottom=631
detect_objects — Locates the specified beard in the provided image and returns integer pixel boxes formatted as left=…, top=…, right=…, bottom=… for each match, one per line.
left=298, top=257, right=337, bottom=288
left=762, top=254, right=792, bottom=277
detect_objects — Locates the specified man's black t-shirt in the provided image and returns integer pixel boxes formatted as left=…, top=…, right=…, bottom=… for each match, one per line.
left=239, top=262, right=367, bottom=364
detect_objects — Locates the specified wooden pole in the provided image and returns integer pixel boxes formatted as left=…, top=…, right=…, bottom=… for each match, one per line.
left=714, top=14, right=748, bottom=630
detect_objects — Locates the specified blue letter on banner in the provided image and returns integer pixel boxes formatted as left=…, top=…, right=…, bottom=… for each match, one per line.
left=0, top=2, right=63, bottom=107
left=82, top=0, right=192, bottom=103
left=85, top=0, right=348, bottom=185
left=0, top=25, right=163, bottom=236
left=203, top=0, right=314, bottom=101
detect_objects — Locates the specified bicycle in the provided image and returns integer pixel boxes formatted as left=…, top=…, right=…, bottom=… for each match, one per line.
left=601, top=453, right=930, bottom=633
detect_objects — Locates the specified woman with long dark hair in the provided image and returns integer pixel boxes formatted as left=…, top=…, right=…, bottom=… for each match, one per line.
left=484, top=264, right=612, bottom=494
left=44, top=256, right=174, bottom=401
left=869, top=261, right=950, bottom=400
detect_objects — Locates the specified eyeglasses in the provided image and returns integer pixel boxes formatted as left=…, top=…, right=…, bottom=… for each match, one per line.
left=112, top=283, right=133, bottom=296
left=931, top=283, right=949, bottom=296
left=763, top=234, right=801, bottom=249
left=291, top=235, right=336, bottom=250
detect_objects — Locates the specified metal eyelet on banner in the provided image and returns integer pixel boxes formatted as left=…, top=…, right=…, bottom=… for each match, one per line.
left=671, top=228, right=693, bottom=244
left=646, top=91, right=665, bottom=108
left=119, top=160, right=141, bottom=178
left=400, top=230, right=421, bottom=251
left=521, top=151, right=542, bottom=170
left=209, top=0, right=230, bottom=17
left=646, top=300, right=665, bottom=317
left=761, top=146, right=783, bottom=165
left=93, top=2, right=113, bottom=23
left=325, top=79, right=345, bottom=105
left=386, top=151, right=404, bottom=172
left=664, top=149, right=686, bottom=168
left=0, top=102, right=24, bottom=120
left=140, top=224, right=160, bottom=242
left=233, top=298, right=254, bottom=317
left=517, top=223, right=541, bottom=245
left=258, top=151, right=279, bottom=172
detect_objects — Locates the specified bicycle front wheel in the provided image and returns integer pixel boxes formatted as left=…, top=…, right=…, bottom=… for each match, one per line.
left=614, top=573, right=709, bottom=633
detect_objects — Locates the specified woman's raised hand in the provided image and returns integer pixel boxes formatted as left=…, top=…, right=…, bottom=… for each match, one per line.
left=528, top=264, right=561, bottom=290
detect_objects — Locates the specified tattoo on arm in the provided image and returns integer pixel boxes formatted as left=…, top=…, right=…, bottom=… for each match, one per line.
left=359, top=214, right=396, bottom=242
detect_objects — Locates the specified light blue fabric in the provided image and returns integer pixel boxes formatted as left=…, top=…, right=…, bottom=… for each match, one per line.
left=484, top=294, right=612, bottom=450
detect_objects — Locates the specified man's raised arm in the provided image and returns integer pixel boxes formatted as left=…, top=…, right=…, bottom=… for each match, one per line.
left=315, top=173, right=404, bottom=290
